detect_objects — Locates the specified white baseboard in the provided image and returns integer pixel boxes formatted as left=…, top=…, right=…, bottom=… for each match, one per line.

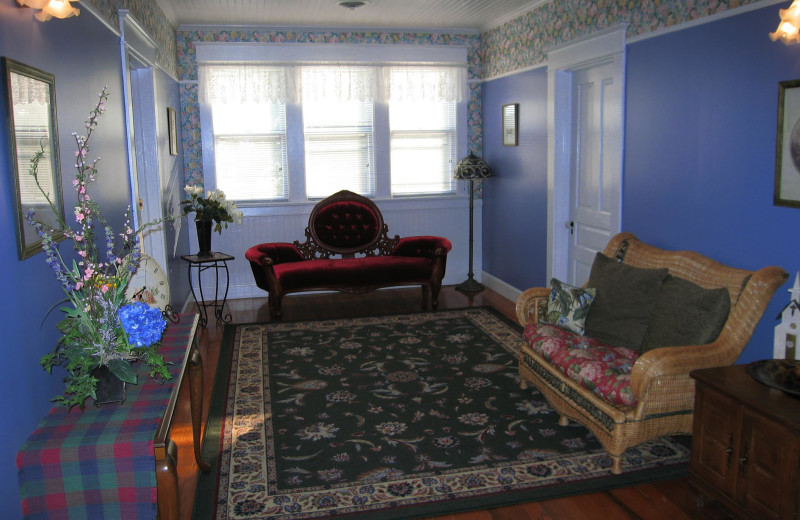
left=480, top=271, right=523, bottom=304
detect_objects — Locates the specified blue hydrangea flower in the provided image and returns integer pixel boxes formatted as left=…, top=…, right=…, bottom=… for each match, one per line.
left=117, top=302, right=167, bottom=347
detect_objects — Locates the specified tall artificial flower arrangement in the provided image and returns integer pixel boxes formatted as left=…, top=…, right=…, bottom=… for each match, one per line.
left=180, top=185, right=242, bottom=233
left=27, top=87, right=170, bottom=409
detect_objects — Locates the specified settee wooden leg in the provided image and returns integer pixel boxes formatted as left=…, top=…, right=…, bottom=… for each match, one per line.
left=268, top=294, right=283, bottom=320
left=421, top=285, right=431, bottom=310
left=430, top=284, right=441, bottom=309
left=519, top=378, right=528, bottom=389
left=558, top=415, right=569, bottom=427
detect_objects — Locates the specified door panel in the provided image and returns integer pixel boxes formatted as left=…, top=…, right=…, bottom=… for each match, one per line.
left=691, top=388, right=740, bottom=499
left=738, top=408, right=800, bottom=520
left=567, top=61, right=622, bottom=285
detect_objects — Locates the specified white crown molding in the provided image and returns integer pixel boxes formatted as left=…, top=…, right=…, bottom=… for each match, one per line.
left=177, top=24, right=480, bottom=35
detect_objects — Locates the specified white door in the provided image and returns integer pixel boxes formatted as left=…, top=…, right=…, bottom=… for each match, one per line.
left=566, top=60, right=623, bottom=285
left=546, top=27, right=626, bottom=286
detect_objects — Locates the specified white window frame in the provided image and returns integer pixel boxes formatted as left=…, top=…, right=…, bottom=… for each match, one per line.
left=197, top=43, right=469, bottom=208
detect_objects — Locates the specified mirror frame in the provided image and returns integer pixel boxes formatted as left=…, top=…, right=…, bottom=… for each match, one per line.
left=2, top=57, right=64, bottom=260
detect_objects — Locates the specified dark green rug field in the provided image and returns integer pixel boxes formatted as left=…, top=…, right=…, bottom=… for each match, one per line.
left=194, top=307, right=689, bottom=519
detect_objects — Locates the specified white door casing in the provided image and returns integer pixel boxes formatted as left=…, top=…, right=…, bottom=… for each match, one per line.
left=120, top=12, right=170, bottom=286
left=546, top=26, right=626, bottom=285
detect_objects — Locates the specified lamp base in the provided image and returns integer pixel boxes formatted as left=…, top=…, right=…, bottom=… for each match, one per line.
left=455, top=275, right=485, bottom=293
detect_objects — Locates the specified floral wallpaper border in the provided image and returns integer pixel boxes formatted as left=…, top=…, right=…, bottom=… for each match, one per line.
left=481, top=0, right=766, bottom=78
left=84, top=0, right=177, bottom=77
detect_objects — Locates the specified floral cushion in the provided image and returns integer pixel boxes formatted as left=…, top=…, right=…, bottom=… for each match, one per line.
left=543, top=278, right=596, bottom=335
left=523, top=323, right=639, bottom=407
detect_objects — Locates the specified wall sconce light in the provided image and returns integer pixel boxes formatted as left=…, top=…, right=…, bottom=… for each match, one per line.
left=771, top=0, right=800, bottom=44
left=17, top=0, right=80, bottom=21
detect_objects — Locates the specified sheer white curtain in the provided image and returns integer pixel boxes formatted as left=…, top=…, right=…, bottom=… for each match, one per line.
left=200, top=64, right=290, bottom=105
left=382, top=66, right=465, bottom=103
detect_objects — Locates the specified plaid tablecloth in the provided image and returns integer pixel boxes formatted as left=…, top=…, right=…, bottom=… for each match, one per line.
left=17, top=315, right=197, bottom=519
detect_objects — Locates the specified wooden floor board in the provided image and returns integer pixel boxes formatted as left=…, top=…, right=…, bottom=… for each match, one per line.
left=169, top=286, right=728, bottom=520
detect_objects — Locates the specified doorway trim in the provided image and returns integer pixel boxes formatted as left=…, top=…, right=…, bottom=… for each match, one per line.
left=546, top=25, right=627, bottom=284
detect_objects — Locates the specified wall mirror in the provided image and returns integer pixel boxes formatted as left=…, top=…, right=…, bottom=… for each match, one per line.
left=3, top=58, right=64, bottom=260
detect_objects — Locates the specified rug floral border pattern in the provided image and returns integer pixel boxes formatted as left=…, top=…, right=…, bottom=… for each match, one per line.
left=213, top=309, right=690, bottom=519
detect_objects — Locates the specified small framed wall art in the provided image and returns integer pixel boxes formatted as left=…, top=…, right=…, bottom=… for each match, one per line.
left=775, top=79, right=800, bottom=207
left=167, top=106, right=178, bottom=156
left=502, top=103, right=518, bottom=146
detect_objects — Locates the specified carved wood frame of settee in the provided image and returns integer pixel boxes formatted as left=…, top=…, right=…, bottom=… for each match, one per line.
left=516, top=232, right=788, bottom=474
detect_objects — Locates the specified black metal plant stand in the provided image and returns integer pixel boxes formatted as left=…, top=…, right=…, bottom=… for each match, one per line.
left=181, top=252, right=234, bottom=327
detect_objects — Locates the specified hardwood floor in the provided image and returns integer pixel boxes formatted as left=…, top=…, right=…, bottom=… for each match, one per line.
left=171, top=286, right=734, bottom=520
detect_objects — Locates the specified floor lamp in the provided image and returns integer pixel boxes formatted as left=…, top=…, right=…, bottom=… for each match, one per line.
left=453, top=153, right=492, bottom=293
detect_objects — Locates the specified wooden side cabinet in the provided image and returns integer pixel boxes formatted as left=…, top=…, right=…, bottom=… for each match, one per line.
left=690, top=365, right=800, bottom=520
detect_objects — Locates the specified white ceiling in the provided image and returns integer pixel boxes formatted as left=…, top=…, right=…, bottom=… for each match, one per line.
left=156, top=0, right=547, bottom=32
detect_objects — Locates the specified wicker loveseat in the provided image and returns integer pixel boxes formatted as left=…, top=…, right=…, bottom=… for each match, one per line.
left=517, top=232, right=787, bottom=474
left=246, top=190, right=452, bottom=319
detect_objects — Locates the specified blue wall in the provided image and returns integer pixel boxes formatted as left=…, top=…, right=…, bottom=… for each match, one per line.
left=482, top=68, right=549, bottom=290
left=0, top=0, right=182, bottom=514
left=482, top=3, right=797, bottom=363
left=623, top=4, right=797, bottom=363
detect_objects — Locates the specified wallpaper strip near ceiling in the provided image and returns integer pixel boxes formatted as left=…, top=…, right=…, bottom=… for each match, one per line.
left=480, top=0, right=766, bottom=78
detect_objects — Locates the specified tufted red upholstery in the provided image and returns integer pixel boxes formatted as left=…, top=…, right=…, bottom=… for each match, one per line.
left=246, top=190, right=451, bottom=319
left=311, top=200, right=381, bottom=250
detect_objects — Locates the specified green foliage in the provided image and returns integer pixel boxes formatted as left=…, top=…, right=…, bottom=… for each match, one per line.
left=27, top=87, right=173, bottom=409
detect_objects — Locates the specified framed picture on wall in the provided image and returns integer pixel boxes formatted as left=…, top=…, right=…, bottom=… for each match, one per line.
left=775, top=79, right=800, bottom=208
left=502, top=103, right=518, bottom=146
left=167, top=106, right=178, bottom=156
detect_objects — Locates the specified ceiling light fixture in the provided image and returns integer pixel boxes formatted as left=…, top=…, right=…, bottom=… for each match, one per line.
left=771, top=0, right=800, bottom=45
left=16, top=0, right=80, bottom=21
left=338, top=1, right=368, bottom=11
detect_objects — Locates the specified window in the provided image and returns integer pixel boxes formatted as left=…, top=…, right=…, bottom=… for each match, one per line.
left=388, top=67, right=457, bottom=196
left=387, top=68, right=459, bottom=196
left=197, top=45, right=467, bottom=204
left=201, top=65, right=289, bottom=201
left=301, top=67, right=375, bottom=198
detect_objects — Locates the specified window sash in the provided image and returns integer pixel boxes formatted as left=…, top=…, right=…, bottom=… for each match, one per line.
left=214, top=135, right=288, bottom=201
left=304, top=132, right=374, bottom=199
left=302, top=91, right=375, bottom=198
left=389, top=94, right=456, bottom=196
left=390, top=131, right=455, bottom=196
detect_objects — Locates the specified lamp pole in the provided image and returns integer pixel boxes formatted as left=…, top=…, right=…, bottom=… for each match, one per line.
left=456, top=179, right=484, bottom=293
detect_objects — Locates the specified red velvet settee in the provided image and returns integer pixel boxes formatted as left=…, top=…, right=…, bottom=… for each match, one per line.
left=245, top=190, right=452, bottom=319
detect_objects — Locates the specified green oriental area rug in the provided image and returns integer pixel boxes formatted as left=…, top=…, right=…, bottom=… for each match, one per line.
left=194, top=307, right=689, bottom=519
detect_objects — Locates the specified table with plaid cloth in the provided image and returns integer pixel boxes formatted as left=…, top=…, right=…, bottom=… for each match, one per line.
left=17, top=314, right=201, bottom=519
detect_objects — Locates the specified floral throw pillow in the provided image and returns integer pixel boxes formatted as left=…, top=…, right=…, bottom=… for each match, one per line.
left=543, top=278, right=597, bottom=335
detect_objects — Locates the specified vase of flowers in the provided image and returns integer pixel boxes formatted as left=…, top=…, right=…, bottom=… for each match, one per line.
left=180, top=185, right=242, bottom=257
left=27, top=87, right=171, bottom=409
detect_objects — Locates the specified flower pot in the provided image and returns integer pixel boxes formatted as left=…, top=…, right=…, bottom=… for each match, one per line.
left=196, top=220, right=213, bottom=257
left=91, top=365, right=126, bottom=406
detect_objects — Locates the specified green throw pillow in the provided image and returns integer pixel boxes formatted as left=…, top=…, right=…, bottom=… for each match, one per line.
left=583, top=252, right=669, bottom=348
left=543, top=278, right=596, bottom=335
left=640, top=275, right=730, bottom=353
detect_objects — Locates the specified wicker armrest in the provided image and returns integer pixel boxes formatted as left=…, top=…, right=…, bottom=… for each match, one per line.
left=629, top=342, right=728, bottom=399
left=515, top=287, right=550, bottom=326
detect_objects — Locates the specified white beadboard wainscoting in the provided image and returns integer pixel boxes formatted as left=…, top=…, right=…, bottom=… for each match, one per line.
left=182, top=195, right=483, bottom=302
